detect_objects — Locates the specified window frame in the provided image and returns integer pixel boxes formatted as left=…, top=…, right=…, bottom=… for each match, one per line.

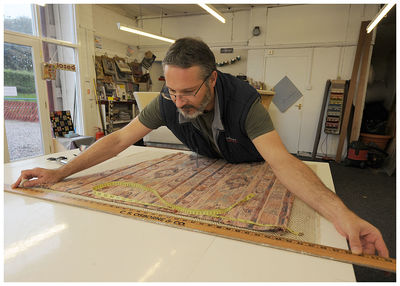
left=4, top=4, right=82, bottom=158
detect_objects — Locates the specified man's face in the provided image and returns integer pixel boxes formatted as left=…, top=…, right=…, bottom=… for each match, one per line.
left=164, top=65, right=216, bottom=119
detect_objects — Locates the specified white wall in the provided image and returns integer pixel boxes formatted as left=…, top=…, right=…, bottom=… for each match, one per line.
left=246, top=4, right=379, bottom=157
left=76, top=4, right=379, bottom=157
left=90, top=5, right=251, bottom=71
left=76, top=4, right=99, bottom=136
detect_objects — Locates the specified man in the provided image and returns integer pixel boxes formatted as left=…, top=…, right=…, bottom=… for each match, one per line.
left=13, top=38, right=388, bottom=258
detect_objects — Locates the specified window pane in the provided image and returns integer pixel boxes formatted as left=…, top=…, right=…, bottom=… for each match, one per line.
left=40, top=4, right=76, bottom=43
left=4, top=4, right=35, bottom=35
left=4, top=43, right=44, bottom=161
left=42, top=42, right=82, bottom=134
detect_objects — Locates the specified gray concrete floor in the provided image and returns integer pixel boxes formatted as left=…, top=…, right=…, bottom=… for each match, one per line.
left=5, top=120, right=43, bottom=161
left=329, top=161, right=396, bottom=282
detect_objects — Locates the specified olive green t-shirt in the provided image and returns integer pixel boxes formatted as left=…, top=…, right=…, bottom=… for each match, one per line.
left=138, top=95, right=274, bottom=155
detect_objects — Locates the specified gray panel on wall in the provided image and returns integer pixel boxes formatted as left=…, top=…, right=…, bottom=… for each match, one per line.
left=272, top=76, right=303, bottom=113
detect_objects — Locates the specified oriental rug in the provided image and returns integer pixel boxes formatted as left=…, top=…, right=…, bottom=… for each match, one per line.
left=29, top=152, right=300, bottom=234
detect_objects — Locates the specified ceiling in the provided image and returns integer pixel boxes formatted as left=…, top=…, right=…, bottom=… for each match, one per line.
left=97, top=4, right=395, bottom=23
left=96, top=4, right=277, bottom=20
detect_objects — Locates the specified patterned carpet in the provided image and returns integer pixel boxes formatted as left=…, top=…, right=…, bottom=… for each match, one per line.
left=38, top=152, right=296, bottom=233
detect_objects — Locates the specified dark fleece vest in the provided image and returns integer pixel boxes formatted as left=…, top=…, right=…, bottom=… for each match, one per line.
left=159, top=70, right=264, bottom=163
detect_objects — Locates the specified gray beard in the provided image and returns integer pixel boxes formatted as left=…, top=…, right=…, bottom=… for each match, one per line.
left=178, top=86, right=212, bottom=119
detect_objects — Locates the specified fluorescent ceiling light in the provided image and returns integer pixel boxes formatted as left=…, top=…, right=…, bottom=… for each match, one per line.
left=117, top=23, right=175, bottom=43
left=198, top=4, right=226, bottom=24
left=366, top=3, right=395, bottom=33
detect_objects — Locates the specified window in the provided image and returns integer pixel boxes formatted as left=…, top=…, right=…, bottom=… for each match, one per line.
left=4, top=4, right=81, bottom=162
left=4, top=42, right=45, bottom=161
left=42, top=42, right=81, bottom=132
left=4, top=4, right=35, bottom=35
left=39, top=4, right=76, bottom=43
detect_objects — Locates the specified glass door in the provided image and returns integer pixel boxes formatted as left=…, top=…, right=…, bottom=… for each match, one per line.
left=4, top=42, right=44, bottom=161
left=4, top=34, right=53, bottom=162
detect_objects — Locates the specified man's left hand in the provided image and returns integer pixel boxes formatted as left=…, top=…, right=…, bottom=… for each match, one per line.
left=334, top=211, right=389, bottom=257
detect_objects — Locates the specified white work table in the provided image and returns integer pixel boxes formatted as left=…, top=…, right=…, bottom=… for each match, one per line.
left=4, top=146, right=356, bottom=282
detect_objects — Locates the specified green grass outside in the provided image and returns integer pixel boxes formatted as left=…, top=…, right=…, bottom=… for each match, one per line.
left=4, top=93, right=37, bottom=102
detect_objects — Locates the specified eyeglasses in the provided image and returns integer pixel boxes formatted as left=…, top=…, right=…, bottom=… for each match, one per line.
left=160, top=71, right=214, bottom=101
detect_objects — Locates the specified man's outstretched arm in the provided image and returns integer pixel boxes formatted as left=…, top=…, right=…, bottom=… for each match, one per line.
left=12, top=117, right=152, bottom=188
left=252, top=130, right=389, bottom=258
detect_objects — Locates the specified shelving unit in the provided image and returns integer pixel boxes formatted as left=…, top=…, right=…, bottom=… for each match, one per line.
left=100, top=99, right=138, bottom=134
left=95, top=54, right=150, bottom=134
left=324, top=80, right=347, bottom=135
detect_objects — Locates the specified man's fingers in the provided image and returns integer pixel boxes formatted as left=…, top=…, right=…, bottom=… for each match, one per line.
left=375, top=236, right=389, bottom=258
left=363, top=242, right=376, bottom=255
left=11, top=169, right=42, bottom=188
left=11, top=168, right=56, bottom=189
left=12, top=175, right=31, bottom=188
left=363, top=228, right=389, bottom=257
left=349, top=233, right=363, bottom=255
left=11, top=177, right=22, bottom=188
left=22, top=178, right=42, bottom=188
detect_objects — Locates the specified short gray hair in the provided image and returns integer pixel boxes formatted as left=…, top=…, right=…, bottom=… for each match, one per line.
left=162, top=37, right=216, bottom=79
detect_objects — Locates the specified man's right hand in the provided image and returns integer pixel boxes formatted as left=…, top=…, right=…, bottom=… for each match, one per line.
left=10, top=118, right=152, bottom=190
left=11, top=168, right=64, bottom=189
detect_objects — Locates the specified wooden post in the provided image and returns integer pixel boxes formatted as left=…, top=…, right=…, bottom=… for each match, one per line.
left=349, top=32, right=373, bottom=142
left=335, top=21, right=370, bottom=163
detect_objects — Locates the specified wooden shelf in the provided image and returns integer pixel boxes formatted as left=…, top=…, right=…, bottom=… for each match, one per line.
left=257, top=89, right=275, bottom=110
left=107, top=120, right=131, bottom=125
left=100, top=99, right=136, bottom=104
left=256, top=89, right=275, bottom=96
